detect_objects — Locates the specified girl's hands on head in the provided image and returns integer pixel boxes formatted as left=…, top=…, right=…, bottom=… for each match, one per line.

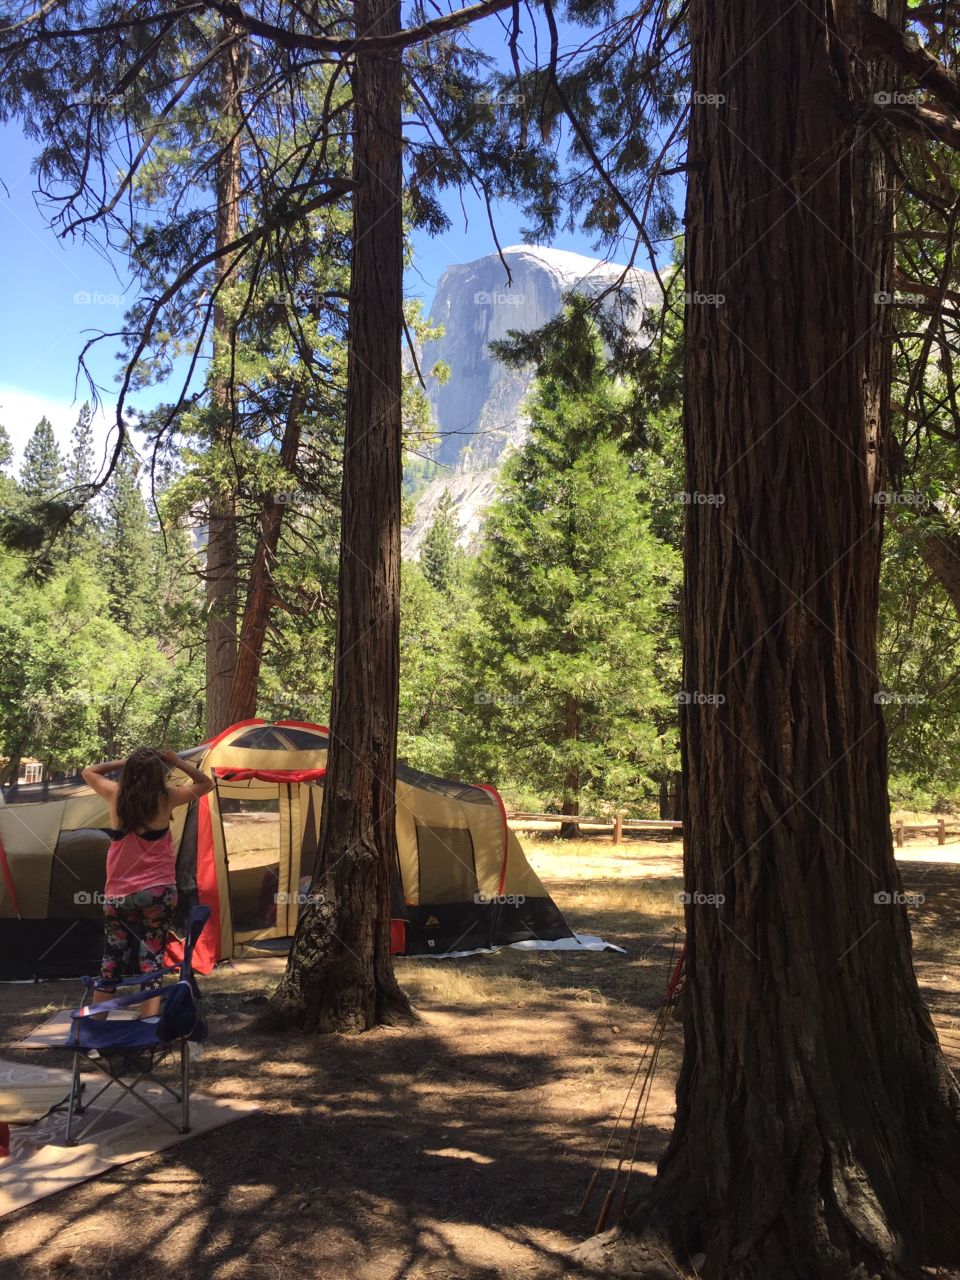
left=160, top=747, right=180, bottom=768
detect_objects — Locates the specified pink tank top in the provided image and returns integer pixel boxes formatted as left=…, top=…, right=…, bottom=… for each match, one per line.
left=105, top=829, right=176, bottom=898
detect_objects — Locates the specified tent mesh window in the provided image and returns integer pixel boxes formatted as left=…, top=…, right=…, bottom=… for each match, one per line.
left=415, top=823, right=478, bottom=904
left=221, top=796, right=282, bottom=932
left=48, top=829, right=110, bottom=919
left=230, top=726, right=326, bottom=752
left=398, top=765, right=491, bottom=804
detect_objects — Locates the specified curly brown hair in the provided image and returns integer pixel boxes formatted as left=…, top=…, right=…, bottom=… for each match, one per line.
left=116, top=747, right=168, bottom=834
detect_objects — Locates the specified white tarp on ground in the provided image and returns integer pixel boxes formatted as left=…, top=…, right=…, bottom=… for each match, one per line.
left=413, top=932, right=627, bottom=959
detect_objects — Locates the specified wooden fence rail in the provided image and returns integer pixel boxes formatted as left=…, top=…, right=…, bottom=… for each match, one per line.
left=508, top=811, right=959, bottom=848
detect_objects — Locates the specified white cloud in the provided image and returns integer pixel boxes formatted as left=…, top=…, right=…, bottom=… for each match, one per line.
left=0, top=384, right=133, bottom=480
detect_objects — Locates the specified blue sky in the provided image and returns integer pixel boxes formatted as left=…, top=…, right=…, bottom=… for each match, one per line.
left=0, top=12, right=633, bottom=471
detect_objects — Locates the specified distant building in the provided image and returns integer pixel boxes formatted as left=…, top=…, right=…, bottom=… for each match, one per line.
left=0, top=758, right=43, bottom=785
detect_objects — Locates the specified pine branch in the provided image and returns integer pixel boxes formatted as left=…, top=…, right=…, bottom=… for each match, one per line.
left=860, top=8, right=960, bottom=118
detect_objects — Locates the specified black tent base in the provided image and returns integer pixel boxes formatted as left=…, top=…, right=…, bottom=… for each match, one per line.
left=0, top=919, right=105, bottom=980
left=402, top=896, right=573, bottom=956
left=235, top=898, right=574, bottom=961
left=1, top=897, right=577, bottom=978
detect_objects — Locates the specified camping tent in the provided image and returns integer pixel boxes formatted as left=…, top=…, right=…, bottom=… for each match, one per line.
left=0, top=719, right=573, bottom=978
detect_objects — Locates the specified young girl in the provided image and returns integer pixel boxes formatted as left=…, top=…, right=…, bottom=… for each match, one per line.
left=82, top=747, right=214, bottom=1014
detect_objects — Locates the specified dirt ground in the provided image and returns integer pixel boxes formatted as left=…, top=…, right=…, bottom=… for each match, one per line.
left=1, top=835, right=958, bottom=1280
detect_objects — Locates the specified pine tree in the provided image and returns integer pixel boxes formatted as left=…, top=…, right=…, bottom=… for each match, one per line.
left=19, top=417, right=63, bottom=504
left=62, top=402, right=101, bottom=558
left=462, top=305, right=680, bottom=832
left=419, top=490, right=463, bottom=594
left=66, top=403, right=95, bottom=488
left=10, top=417, right=68, bottom=571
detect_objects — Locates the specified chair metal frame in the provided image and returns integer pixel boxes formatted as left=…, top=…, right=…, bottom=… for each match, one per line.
left=63, top=904, right=209, bottom=1147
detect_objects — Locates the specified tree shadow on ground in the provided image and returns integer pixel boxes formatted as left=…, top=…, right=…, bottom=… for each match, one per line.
left=0, top=872, right=687, bottom=1280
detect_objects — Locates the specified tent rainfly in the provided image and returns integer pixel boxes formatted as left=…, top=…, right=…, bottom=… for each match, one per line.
left=0, top=719, right=575, bottom=979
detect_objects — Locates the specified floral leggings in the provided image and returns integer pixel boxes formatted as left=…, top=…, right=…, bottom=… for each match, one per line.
left=100, top=885, right=178, bottom=990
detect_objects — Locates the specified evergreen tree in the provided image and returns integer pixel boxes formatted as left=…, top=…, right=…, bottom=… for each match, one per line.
left=419, top=490, right=464, bottom=595
left=461, top=307, right=680, bottom=830
left=103, top=445, right=154, bottom=632
left=9, top=416, right=68, bottom=571
left=398, top=559, right=472, bottom=778
left=61, top=402, right=101, bottom=558
left=66, top=403, right=95, bottom=489
left=19, top=416, right=63, bottom=504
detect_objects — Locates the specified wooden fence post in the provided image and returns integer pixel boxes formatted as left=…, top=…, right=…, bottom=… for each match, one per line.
left=938, top=817, right=946, bottom=846
left=613, top=812, right=623, bottom=845
left=895, top=819, right=904, bottom=848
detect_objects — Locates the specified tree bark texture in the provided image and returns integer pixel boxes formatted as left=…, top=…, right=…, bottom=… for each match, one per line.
left=920, top=530, right=960, bottom=620
left=266, top=0, right=411, bottom=1031
left=634, top=3, right=960, bottom=1277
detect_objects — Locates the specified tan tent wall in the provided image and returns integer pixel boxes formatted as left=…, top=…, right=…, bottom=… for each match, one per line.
left=0, top=802, right=65, bottom=917
left=501, top=830, right=552, bottom=898
left=393, top=780, right=506, bottom=904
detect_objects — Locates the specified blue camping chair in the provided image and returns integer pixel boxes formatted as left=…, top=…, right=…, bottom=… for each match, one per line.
left=64, top=904, right=210, bottom=1146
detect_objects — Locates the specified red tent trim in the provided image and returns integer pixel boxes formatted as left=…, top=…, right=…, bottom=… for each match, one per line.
left=167, top=792, right=220, bottom=973
left=202, top=718, right=264, bottom=751
left=0, top=832, right=21, bottom=918
left=212, top=767, right=327, bottom=783
left=275, top=719, right=331, bottom=735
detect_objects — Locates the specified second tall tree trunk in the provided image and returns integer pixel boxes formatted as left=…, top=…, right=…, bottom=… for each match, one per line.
left=265, top=0, right=411, bottom=1031
left=204, top=37, right=243, bottom=739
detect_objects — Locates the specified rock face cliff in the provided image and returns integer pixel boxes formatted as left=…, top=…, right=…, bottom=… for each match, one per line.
left=403, top=244, right=656, bottom=557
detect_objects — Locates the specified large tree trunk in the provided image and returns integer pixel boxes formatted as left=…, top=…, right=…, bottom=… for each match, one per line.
left=630, top=3, right=960, bottom=1276
left=0, top=750, right=22, bottom=789
left=658, top=770, right=682, bottom=823
left=264, top=0, right=411, bottom=1031
left=920, top=530, right=960, bottom=619
left=204, top=39, right=243, bottom=739
left=229, top=386, right=304, bottom=723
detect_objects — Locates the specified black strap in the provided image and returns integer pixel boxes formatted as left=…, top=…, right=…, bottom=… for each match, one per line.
left=101, top=826, right=170, bottom=842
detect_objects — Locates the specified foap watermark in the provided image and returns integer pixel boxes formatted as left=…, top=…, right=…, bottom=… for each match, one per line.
left=474, top=891, right=526, bottom=906
left=675, top=890, right=726, bottom=906
left=473, top=290, right=525, bottom=306
left=275, top=891, right=326, bottom=907
left=684, top=290, right=726, bottom=306
left=476, top=90, right=525, bottom=107
left=675, top=690, right=726, bottom=706
left=874, top=90, right=925, bottom=107
left=75, top=891, right=123, bottom=906
left=874, top=290, right=926, bottom=307
left=675, top=490, right=726, bottom=506
left=71, top=90, right=126, bottom=108
left=691, top=91, right=726, bottom=106
left=872, top=490, right=924, bottom=506
left=74, top=290, right=126, bottom=306
left=874, top=690, right=927, bottom=706
left=874, top=890, right=925, bottom=907
left=270, top=488, right=323, bottom=508
left=474, top=689, right=524, bottom=707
